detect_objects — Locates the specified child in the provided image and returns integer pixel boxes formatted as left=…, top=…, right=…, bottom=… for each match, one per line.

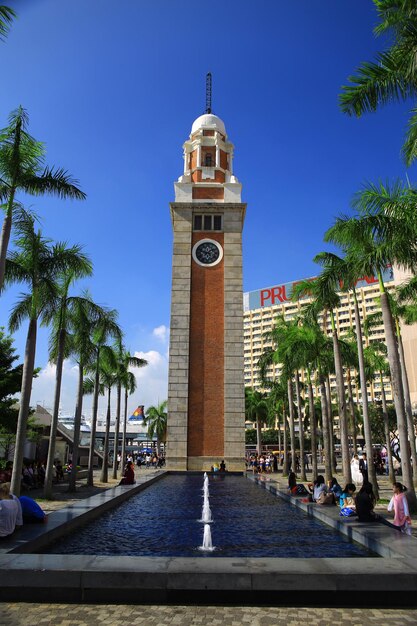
left=388, top=482, right=412, bottom=535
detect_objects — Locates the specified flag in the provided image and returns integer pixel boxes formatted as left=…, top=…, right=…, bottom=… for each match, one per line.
left=129, top=405, right=144, bottom=422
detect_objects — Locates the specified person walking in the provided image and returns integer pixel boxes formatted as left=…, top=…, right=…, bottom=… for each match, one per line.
left=388, top=482, right=412, bottom=535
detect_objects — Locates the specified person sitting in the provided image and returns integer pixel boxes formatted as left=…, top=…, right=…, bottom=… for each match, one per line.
left=19, top=495, right=46, bottom=523
left=219, top=460, right=226, bottom=472
left=308, top=475, right=326, bottom=502
left=288, top=472, right=309, bottom=496
left=0, top=482, right=22, bottom=528
left=0, top=482, right=19, bottom=538
left=119, top=461, right=135, bottom=485
left=356, top=482, right=400, bottom=530
left=327, top=477, right=343, bottom=501
left=339, top=483, right=356, bottom=510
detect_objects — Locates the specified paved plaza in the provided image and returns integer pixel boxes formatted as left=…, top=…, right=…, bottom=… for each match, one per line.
left=2, top=604, right=417, bottom=625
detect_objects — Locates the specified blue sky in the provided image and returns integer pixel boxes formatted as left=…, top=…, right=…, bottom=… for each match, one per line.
left=0, top=0, right=412, bottom=416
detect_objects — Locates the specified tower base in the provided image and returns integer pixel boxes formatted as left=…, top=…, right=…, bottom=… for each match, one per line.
left=167, top=456, right=246, bottom=472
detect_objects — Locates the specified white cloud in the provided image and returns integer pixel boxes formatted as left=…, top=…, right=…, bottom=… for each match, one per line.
left=30, top=346, right=169, bottom=420
left=152, top=324, right=169, bottom=343
left=130, top=350, right=168, bottom=411
left=31, top=359, right=79, bottom=413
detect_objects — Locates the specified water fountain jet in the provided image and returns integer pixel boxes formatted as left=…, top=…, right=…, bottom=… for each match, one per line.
left=200, top=523, right=214, bottom=551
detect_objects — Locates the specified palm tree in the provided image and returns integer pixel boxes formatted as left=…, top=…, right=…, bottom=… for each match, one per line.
left=293, top=276, right=352, bottom=485
left=112, top=348, right=147, bottom=479
left=144, top=401, right=168, bottom=456
left=0, top=107, right=86, bottom=291
left=86, top=309, right=121, bottom=487
left=120, top=370, right=137, bottom=472
left=258, top=318, right=298, bottom=471
left=264, top=380, right=289, bottom=474
left=67, top=294, right=103, bottom=492
left=365, top=299, right=417, bottom=484
left=98, top=355, right=118, bottom=484
left=363, top=341, right=395, bottom=484
left=4, top=214, right=90, bottom=496
left=339, top=0, right=417, bottom=165
left=313, top=251, right=381, bottom=493
left=0, top=6, right=16, bottom=40
left=245, top=387, right=268, bottom=456
left=42, top=270, right=93, bottom=499
left=325, top=181, right=417, bottom=508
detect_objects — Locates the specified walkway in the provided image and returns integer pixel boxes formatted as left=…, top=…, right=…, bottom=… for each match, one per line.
left=2, top=603, right=417, bottom=625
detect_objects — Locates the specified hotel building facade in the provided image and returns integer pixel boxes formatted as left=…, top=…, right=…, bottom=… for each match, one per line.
left=243, top=266, right=417, bottom=410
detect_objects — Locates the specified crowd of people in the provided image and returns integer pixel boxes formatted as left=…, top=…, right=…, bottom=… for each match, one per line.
left=287, top=471, right=412, bottom=535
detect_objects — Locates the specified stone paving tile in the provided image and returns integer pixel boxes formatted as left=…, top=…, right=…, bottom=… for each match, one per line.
left=1, top=604, right=417, bottom=626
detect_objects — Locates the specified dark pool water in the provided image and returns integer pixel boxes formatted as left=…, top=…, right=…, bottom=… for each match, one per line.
left=42, top=475, right=374, bottom=557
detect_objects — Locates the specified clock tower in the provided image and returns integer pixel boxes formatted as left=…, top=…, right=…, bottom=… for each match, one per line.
left=166, top=106, right=246, bottom=471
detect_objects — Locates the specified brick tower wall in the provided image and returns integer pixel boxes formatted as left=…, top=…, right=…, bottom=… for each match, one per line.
left=187, top=232, right=225, bottom=458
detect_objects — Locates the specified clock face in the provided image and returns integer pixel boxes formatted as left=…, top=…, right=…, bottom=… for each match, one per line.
left=192, top=239, right=223, bottom=267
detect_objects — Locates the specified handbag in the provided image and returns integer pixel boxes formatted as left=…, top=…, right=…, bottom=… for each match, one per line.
left=317, top=492, right=334, bottom=505
left=340, top=507, right=356, bottom=517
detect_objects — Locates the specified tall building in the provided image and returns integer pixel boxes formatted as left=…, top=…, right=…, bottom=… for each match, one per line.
left=243, top=266, right=417, bottom=409
left=166, top=110, right=246, bottom=471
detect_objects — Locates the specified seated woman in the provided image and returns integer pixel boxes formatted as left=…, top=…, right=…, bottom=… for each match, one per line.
left=0, top=482, right=19, bottom=538
left=0, top=482, right=22, bottom=527
left=308, top=475, right=327, bottom=502
left=288, top=472, right=309, bottom=496
left=356, top=482, right=400, bottom=530
left=327, top=477, right=343, bottom=501
left=339, top=483, right=356, bottom=510
left=119, top=461, right=135, bottom=485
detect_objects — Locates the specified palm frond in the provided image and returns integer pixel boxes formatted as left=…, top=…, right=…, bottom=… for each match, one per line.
left=20, top=166, right=86, bottom=200
left=0, top=6, right=16, bottom=41
left=8, top=292, right=31, bottom=332
left=402, top=106, right=417, bottom=166
left=339, top=48, right=416, bottom=116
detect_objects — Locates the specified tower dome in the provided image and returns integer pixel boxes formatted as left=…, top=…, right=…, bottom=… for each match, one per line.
left=191, top=113, right=226, bottom=136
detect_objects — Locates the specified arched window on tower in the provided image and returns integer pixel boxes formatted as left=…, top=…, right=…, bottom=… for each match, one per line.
left=205, top=153, right=213, bottom=167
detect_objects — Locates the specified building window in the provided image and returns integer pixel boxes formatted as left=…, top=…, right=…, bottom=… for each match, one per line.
left=193, top=214, right=223, bottom=231
left=205, top=153, right=213, bottom=166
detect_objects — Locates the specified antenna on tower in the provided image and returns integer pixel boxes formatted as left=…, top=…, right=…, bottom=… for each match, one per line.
left=205, top=72, right=212, bottom=114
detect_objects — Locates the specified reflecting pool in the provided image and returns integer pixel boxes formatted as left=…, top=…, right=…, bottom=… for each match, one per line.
left=42, top=474, right=374, bottom=558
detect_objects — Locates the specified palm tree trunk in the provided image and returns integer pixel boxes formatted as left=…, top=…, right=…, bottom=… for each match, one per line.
left=282, top=410, right=289, bottom=475
left=379, top=282, right=416, bottom=509
left=295, top=372, right=306, bottom=480
left=112, top=382, right=122, bottom=479
left=256, top=415, right=262, bottom=456
left=397, top=328, right=417, bottom=485
left=319, top=375, right=332, bottom=482
left=69, top=361, right=84, bottom=492
left=326, top=376, right=336, bottom=474
left=346, top=369, right=357, bottom=456
left=44, top=327, right=66, bottom=499
left=10, top=317, right=37, bottom=497
left=87, top=352, right=100, bottom=487
left=101, top=386, right=111, bottom=483
left=0, top=189, right=15, bottom=291
left=307, top=375, right=317, bottom=479
left=353, top=288, right=379, bottom=497
left=381, top=372, right=395, bottom=484
left=330, top=313, right=351, bottom=484
left=287, top=378, right=296, bottom=474
left=276, top=411, right=282, bottom=469
left=121, top=387, right=128, bottom=474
